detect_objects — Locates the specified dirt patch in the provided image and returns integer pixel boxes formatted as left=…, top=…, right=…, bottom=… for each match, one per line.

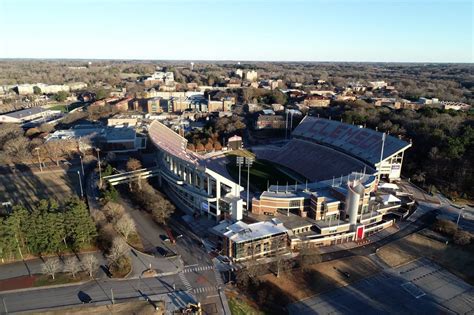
left=377, top=232, right=474, bottom=284
left=259, top=256, right=381, bottom=302
left=0, top=275, right=36, bottom=291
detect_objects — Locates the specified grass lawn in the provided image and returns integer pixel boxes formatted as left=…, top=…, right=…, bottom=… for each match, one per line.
left=34, top=272, right=89, bottom=287
left=226, top=150, right=296, bottom=192
left=227, top=291, right=265, bottom=315
left=259, top=256, right=381, bottom=302
left=49, top=102, right=83, bottom=113
left=377, top=232, right=474, bottom=284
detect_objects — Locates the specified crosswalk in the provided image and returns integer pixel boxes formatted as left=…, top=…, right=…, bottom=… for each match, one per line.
left=213, top=268, right=224, bottom=287
left=183, top=265, right=214, bottom=274
left=193, top=286, right=217, bottom=294
left=178, top=272, right=193, bottom=292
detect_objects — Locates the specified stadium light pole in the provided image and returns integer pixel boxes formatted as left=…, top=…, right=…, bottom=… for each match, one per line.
left=245, top=157, right=254, bottom=214
left=236, top=156, right=244, bottom=191
left=377, top=133, right=386, bottom=183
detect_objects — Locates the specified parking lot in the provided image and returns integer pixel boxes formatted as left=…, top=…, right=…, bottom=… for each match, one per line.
left=289, top=258, right=474, bottom=314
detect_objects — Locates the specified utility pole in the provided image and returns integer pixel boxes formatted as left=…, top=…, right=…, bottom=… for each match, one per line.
left=285, top=110, right=289, bottom=139
left=245, top=157, right=254, bottom=214
left=96, top=148, right=102, bottom=188
left=111, top=288, right=115, bottom=304
left=77, top=171, right=83, bottom=198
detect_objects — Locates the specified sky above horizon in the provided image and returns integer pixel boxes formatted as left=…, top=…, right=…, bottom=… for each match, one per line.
left=0, top=0, right=472, bottom=62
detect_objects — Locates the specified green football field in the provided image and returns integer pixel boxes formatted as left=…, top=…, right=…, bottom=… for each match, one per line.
left=225, top=150, right=298, bottom=192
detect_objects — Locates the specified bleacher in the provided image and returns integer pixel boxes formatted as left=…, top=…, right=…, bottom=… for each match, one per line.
left=253, top=139, right=373, bottom=182
left=292, top=117, right=411, bottom=165
left=148, top=121, right=200, bottom=165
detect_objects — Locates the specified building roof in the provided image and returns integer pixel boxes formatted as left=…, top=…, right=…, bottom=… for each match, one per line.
left=2, top=107, right=48, bottom=119
left=213, top=220, right=288, bottom=243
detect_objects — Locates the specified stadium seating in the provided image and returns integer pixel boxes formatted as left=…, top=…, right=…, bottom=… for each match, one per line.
left=149, top=121, right=200, bottom=164
left=292, top=117, right=410, bottom=165
left=253, top=139, right=373, bottom=182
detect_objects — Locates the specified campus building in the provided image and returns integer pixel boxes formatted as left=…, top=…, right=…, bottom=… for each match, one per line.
left=149, top=121, right=244, bottom=221
left=212, top=219, right=288, bottom=261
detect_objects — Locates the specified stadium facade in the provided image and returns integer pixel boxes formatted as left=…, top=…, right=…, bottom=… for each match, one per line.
left=149, top=121, right=244, bottom=221
left=149, top=117, right=413, bottom=259
left=251, top=117, right=413, bottom=249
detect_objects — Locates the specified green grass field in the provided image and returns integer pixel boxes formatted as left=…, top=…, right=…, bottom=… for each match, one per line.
left=49, top=102, right=83, bottom=113
left=226, top=150, right=296, bottom=192
left=228, top=296, right=265, bottom=315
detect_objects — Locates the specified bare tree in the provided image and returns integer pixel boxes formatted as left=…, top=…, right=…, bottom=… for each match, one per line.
left=64, top=256, right=81, bottom=278
left=107, top=237, right=128, bottom=265
left=271, top=234, right=289, bottom=278
left=42, top=258, right=61, bottom=280
left=82, top=254, right=99, bottom=278
left=102, top=201, right=125, bottom=223
left=126, top=158, right=142, bottom=171
left=297, top=242, right=321, bottom=271
left=115, top=214, right=136, bottom=241
left=126, top=158, right=142, bottom=189
left=151, top=196, right=175, bottom=224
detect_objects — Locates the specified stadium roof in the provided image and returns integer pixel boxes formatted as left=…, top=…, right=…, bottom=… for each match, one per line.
left=292, top=116, right=411, bottom=165
left=213, top=219, right=288, bottom=243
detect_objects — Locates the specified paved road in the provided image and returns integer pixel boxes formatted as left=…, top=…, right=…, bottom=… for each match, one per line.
left=0, top=273, right=189, bottom=313
left=320, top=210, right=438, bottom=262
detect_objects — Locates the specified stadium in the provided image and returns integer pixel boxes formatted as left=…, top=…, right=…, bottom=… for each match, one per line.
left=149, top=116, right=413, bottom=256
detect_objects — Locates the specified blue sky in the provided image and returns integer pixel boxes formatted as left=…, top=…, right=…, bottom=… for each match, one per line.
left=0, top=0, right=472, bottom=62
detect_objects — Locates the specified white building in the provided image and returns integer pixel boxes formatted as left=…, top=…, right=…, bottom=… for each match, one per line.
left=0, top=107, right=61, bottom=123
left=245, top=70, right=258, bottom=82
left=149, top=121, right=244, bottom=221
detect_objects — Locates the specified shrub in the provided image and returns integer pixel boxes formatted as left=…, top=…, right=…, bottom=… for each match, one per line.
left=453, top=230, right=472, bottom=245
left=432, top=219, right=458, bottom=236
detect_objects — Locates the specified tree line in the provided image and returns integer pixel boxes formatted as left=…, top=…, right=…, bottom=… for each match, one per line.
left=0, top=197, right=97, bottom=261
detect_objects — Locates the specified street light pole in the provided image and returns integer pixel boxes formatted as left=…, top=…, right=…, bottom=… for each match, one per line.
left=2, top=297, right=7, bottom=314
left=77, top=171, right=83, bottom=198
left=456, top=207, right=465, bottom=228
left=79, top=155, right=85, bottom=176
left=96, top=148, right=102, bottom=188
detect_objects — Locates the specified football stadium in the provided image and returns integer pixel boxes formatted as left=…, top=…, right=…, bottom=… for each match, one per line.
left=150, top=116, right=414, bottom=260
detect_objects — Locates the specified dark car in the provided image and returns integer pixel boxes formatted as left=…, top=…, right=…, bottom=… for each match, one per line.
left=156, top=246, right=168, bottom=256
left=78, top=291, right=92, bottom=304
